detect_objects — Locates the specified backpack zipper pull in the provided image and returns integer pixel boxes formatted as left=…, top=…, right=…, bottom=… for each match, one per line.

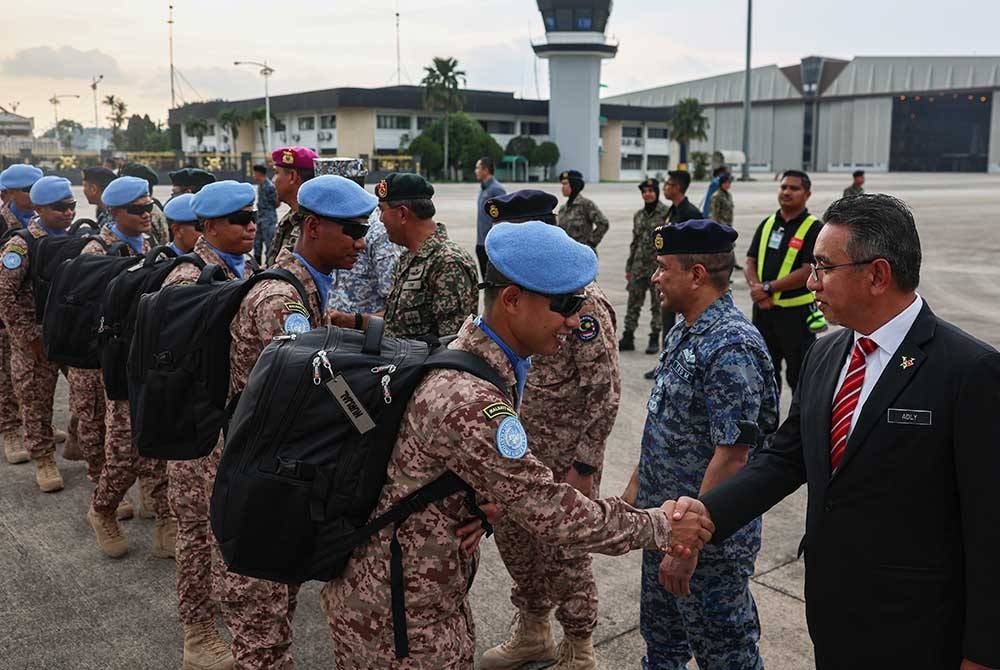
left=318, top=350, right=335, bottom=378
left=273, top=333, right=297, bottom=342
left=312, top=356, right=322, bottom=385
left=97, top=316, right=106, bottom=334
left=371, top=364, right=397, bottom=374
left=381, top=374, right=393, bottom=404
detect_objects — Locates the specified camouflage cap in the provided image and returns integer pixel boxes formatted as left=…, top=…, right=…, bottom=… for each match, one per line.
left=638, top=177, right=659, bottom=192
left=375, top=172, right=434, bottom=202
left=314, top=157, right=368, bottom=178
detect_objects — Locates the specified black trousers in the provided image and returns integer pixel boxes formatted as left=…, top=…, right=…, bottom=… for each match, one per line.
left=752, top=304, right=815, bottom=393
left=475, top=245, right=489, bottom=280
left=659, top=308, right=677, bottom=347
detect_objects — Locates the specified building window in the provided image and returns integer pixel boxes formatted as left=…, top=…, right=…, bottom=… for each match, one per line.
left=377, top=115, right=412, bottom=130
left=523, top=121, right=549, bottom=136
left=417, top=116, right=435, bottom=130
left=621, top=155, right=642, bottom=170
left=298, top=116, right=315, bottom=131
left=320, top=114, right=336, bottom=129
left=543, top=11, right=555, bottom=30
left=647, top=127, right=669, bottom=139
left=622, top=126, right=642, bottom=138
left=647, top=155, right=671, bottom=170
left=575, top=9, right=592, bottom=29
left=479, top=119, right=515, bottom=135
left=273, top=118, right=286, bottom=132
left=205, top=124, right=215, bottom=135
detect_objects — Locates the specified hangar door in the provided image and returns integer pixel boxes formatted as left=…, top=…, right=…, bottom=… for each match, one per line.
left=890, top=92, right=992, bottom=172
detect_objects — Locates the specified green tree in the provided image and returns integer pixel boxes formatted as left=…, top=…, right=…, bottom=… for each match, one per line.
left=124, top=114, right=155, bottom=151
left=217, top=108, right=244, bottom=159
left=103, top=94, right=128, bottom=150
left=408, top=134, right=443, bottom=175
left=505, top=135, right=537, bottom=159
left=185, top=118, right=209, bottom=151
left=409, top=113, right=501, bottom=180
left=690, top=151, right=710, bottom=180
left=43, top=119, right=84, bottom=151
left=668, top=98, right=709, bottom=167
left=421, top=57, right=465, bottom=180
left=532, top=141, right=560, bottom=180
left=247, top=107, right=268, bottom=150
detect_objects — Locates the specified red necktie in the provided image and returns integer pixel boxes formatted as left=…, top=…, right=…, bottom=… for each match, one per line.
left=830, top=336, right=878, bottom=469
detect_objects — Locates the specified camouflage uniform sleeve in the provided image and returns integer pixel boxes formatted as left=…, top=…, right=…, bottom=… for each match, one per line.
left=440, top=397, right=672, bottom=553
left=703, top=344, right=776, bottom=448
left=428, top=257, right=478, bottom=337
left=709, top=191, right=723, bottom=222
left=626, top=211, right=642, bottom=275
left=0, top=236, right=37, bottom=343
left=570, top=300, right=621, bottom=469
left=587, top=200, right=610, bottom=248
left=370, top=234, right=402, bottom=303
left=149, top=207, right=170, bottom=247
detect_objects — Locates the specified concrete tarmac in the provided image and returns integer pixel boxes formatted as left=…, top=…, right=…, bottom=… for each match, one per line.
left=1, top=172, right=997, bottom=669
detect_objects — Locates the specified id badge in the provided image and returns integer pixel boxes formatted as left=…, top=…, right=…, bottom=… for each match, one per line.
left=767, top=230, right=784, bottom=249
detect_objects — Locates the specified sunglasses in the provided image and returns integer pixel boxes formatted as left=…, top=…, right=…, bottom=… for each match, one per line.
left=306, top=213, right=369, bottom=240
left=48, top=200, right=77, bottom=212
left=125, top=202, right=154, bottom=216
left=227, top=210, right=257, bottom=227
left=479, top=282, right=587, bottom=318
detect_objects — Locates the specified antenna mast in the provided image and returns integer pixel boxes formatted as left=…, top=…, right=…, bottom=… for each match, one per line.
left=395, top=1, right=401, bottom=85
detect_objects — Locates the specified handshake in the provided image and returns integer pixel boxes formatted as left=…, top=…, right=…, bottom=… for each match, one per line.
left=660, top=496, right=713, bottom=597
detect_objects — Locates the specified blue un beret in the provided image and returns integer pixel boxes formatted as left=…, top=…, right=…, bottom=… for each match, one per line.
left=29, top=176, right=73, bottom=207
left=163, top=193, right=198, bottom=223
left=653, top=219, right=738, bottom=255
left=102, top=176, right=151, bottom=208
left=190, top=180, right=256, bottom=219
left=298, top=175, right=377, bottom=219
left=485, top=221, right=597, bottom=295
left=1, top=164, right=44, bottom=190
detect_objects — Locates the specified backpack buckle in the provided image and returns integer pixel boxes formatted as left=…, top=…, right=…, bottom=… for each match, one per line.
left=153, top=351, right=173, bottom=366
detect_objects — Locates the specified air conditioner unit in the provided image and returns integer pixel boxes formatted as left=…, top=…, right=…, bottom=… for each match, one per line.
left=635, top=138, right=643, bottom=147
left=279, top=133, right=287, bottom=142
left=292, top=134, right=301, bottom=141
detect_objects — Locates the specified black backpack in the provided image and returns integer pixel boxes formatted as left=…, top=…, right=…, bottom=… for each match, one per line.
left=100, top=246, right=206, bottom=400
left=209, top=318, right=506, bottom=659
left=41, top=240, right=136, bottom=368
left=127, top=264, right=310, bottom=461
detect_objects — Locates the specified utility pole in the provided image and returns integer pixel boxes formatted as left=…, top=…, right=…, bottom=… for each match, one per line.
left=741, top=0, right=753, bottom=181
left=168, top=3, right=176, bottom=109
left=49, top=93, right=80, bottom=134
left=91, top=75, right=104, bottom=154
left=395, top=1, right=402, bottom=85
left=234, top=60, right=275, bottom=155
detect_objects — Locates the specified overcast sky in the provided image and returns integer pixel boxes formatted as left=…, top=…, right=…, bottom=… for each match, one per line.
left=2, top=0, right=998, bottom=133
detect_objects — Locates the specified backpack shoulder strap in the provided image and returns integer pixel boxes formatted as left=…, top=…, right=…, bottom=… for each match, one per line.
left=424, top=347, right=507, bottom=395
left=242, top=267, right=312, bottom=318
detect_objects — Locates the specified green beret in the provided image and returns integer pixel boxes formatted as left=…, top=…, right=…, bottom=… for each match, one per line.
left=375, top=172, right=434, bottom=202
left=121, top=162, right=158, bottom=187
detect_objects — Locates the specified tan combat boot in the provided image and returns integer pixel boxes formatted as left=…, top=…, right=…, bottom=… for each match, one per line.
left=3, top=429, right=28, bottom=464
left=137, top=478, right=156, bottom=519
left=34, top=455, right=64, bottom=492
left=553, top=636, right=597, bottom=670
left=60, top=417, right=83, bottom=460
left=480, top=610, right=557, bottom=669
left=116, top=497, right=134, bottom=520
left=52, top=425, right=68, bottom=445
left=182, top=620, right=235, bottom=670
left=152, top=516, right=177, bottom=558
left=87, top=505, right=129, bottom=558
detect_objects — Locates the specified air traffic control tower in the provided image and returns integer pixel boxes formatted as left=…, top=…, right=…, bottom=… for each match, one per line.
left=533, top=1, right=617, bottom=182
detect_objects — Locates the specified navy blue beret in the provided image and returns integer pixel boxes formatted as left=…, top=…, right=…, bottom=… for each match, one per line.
left=485, top=189, right=558, bottom=223
left=485, top=221, right=597, bottom=294
left=298, top=175, right=377, bottom=219
left=653, top=219, right=738, bottom=255
left=163, top=193, right=198, bottom=223
left=82, top=166, right=117, bottom=189
left=190, top=180, right=255, bottom=218
left=1, top=164, right=44, bottom=190
left=102, top=176, right=151, bottom=208
left=29, top=176, right=73, bottom=206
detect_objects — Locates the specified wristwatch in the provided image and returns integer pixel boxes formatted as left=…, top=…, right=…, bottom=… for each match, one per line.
left=761, top=282, right=773, bottom=295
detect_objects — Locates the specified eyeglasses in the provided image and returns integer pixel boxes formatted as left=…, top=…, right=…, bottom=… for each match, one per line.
left=479, top=282, right=587, bottom=318
left=48, top=200, right=77, bottom=212
left=227, top=210, right=257, bottom=227
left=809, top=258, right=882, bottom=282
left=125, top=202, right=155, bottom=216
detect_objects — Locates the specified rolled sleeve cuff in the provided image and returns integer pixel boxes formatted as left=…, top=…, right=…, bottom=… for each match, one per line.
left=643, top=507, right=672, bottom=552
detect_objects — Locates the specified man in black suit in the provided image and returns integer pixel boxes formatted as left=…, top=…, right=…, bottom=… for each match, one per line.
left=666, top=194, right=1000, bottom=670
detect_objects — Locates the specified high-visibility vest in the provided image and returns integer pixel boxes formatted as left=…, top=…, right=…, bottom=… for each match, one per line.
left=757, top=214, right=818, bottom=308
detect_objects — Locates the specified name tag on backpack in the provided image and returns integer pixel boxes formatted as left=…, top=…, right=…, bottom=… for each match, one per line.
left=326, top=375, right=376, bottom=434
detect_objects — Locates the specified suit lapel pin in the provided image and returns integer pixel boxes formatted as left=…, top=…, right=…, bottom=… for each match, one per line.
left=900, top=356, right=915, bottom=370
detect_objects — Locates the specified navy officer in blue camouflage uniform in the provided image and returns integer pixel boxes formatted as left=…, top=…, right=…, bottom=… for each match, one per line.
left=622, top=219, right=779, bottom=670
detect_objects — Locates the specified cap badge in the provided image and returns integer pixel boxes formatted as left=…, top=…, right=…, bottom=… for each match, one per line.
left=281, top=150, right=295, bottom=165
left=654, top=232, right=664, bottom=250
left=376, top=179, right=388, bottom=198
left=487, top=202, right=500, bottom=219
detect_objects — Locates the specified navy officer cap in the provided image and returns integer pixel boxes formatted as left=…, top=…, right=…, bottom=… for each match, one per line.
left=485, top=221, right=597, bottom=295
left=190, top=180, right=255, bottom=219
left=653, top=219, right=738, bottom=255
left=485, top=189, right=558, bottom=223
left=82, top=166, right=117, bottom=189
left=298, top=175, right=378, bottom=219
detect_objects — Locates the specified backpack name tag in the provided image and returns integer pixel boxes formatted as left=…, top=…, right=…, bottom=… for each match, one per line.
left=325, top=375, right=376, bottom=434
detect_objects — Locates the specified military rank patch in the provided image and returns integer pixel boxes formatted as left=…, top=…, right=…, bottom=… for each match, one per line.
left=2, top=251, right=22, bottom=270
left=495, top=416, right=528, bottom=459
left=282, top=312, right=310, bottom=334
left=482, top=402, right=516, bottom=421
left=283, top=302, right=309, bottom=317
left=574, top=314, right=599, bottom=341
left=654, top=230, right=665, bottom=250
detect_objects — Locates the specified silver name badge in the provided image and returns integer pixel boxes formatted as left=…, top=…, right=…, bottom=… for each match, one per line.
left=887, top=408, right=932, bottom=426
left=325, top=375, right=376, bottom=434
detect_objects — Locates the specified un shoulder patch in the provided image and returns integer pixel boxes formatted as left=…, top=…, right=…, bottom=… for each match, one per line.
left=574, top=314, right=599, bottom=341
left=282, top=312, right=310, bottom=334
left=2, top=251, right=22, bottom=270
left=482, top=402, right=516, bottom=421
left=495, top=416, right=528, bottom=459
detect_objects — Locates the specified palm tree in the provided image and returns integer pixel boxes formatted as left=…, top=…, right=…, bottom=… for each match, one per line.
left=185, top=118, right=210, bottom=151
left=217, top=108, right=244, bottom=163
left=103, top=94, right=128, bottom=150
left=668, top=98, right=709, bottom=167
left=421, top=57, right=465, bottom=180
left=248, top=107, right=268, bottom=151
left=52, top=119, right=83, bottom=151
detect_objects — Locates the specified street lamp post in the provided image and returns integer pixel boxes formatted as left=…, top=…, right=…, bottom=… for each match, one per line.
left=91, top=75, right=104, bottom=154
left=49, top=93, right=81, bottom=145
left=234, top=60, right=275, bottom=156
left=741, top=0, right=753, bottom=181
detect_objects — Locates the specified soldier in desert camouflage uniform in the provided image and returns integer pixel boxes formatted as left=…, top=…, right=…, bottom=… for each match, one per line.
left=623, top=220, right=778, bottom=670
left=83, top=177, right=174, bottom=560
left=320, top=221, right=714, bottom=670
left=478, top=191, right=622, bottom=670
left=375, top=173, right=478, bottom=339
left=121, top=162, right=170, bottom=246
left=221, top=175, right=377, bottom=669
left=556, top=169, right=609, bottom=251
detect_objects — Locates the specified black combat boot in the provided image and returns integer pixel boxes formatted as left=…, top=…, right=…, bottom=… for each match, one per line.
left=645, top=332, right=660, bottom=354
left=618, top=331, right=635, bottom=351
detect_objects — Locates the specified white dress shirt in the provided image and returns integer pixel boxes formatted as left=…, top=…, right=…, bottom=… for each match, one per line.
left=834, top=294, right=924, bottom=438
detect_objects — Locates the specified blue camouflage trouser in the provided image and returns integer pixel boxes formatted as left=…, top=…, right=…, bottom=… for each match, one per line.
left=639, top=531, right=763, bottom=670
